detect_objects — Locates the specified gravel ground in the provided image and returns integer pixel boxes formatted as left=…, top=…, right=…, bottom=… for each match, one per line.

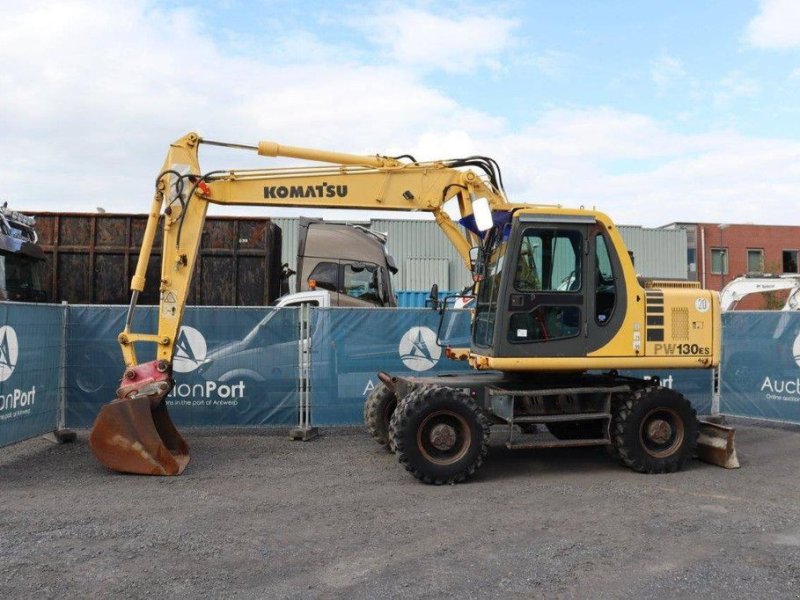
left=2, top=422, right=800, bottom=599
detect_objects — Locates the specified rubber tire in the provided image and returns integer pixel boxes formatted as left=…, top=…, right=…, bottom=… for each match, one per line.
left=546, top=420, right=604, bottom=440
left=611, top=387, right=698, bottom=474
left=389, top=385, right=490, bottom=485
left=363, top=382, right=398, bottom=451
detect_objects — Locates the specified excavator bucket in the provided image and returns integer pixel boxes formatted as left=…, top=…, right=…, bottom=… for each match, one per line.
left=89, top=397, right=189, bottom=475
left=696, top=420, right=739, bottom=469
left=88, top=361, right=189, bottom=475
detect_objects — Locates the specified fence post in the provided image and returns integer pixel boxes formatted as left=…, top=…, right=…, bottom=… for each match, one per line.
left=290, top=302, right=318, bottom=441
left=711, top=364, right=721, bottom=416
left=46, top=301, right=76, bottom=443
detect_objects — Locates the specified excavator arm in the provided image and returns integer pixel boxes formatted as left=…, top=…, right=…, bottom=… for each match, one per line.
left=89, top=132, right=509, bottom=475
left=719, top=274, right=800, bottom=311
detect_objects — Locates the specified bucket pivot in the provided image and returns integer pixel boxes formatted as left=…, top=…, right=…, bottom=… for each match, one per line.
left=89, top=361, right=189, bottom=475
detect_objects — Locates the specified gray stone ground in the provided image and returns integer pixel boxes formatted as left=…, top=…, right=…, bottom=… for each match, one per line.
left=1, top=423, right=799, bottom=599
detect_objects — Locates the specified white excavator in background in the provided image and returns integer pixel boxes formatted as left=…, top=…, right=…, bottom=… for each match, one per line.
left=719, top=274, right=800, bottom=312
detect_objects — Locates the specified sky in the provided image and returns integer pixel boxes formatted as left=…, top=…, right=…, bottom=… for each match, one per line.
left=1, top=0, right=800, bottom=227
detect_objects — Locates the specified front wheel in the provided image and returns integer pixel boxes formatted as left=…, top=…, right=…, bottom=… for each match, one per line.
left=389, top=386, right=490, bottom=485
left=611, top=387, right=698, bottom=473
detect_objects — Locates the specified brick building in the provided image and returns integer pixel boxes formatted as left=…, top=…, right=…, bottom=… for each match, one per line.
left=662, top=222, right=800, bottom=297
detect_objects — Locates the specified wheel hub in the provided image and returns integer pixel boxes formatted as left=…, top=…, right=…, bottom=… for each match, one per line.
left=639, top=407, right=685, bottom=459
left=429, top=423, right=457, bottom=451
left=646, top=419, right=673, bottom=445
left=416, top=409, right=471, bottom=466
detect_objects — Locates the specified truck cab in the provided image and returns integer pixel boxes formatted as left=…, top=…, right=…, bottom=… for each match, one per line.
left=0, top=205, right=47, bottom=302
left=296, top=218, right=397, bottom=307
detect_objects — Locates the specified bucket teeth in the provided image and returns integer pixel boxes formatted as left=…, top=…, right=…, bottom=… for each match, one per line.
left=89, top=396, right=189, bottom=475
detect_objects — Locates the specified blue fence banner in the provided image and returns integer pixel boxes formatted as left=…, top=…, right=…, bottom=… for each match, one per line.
left=0, top=302, right=63, bottom=447
left=0, top=303, right=788, bottom=443
left=721, top=311, right=800, bottom=424
left=66, top=305, right=300, bottom=428
left=309, top=308, right=472, bottom=425
left=63, top=305, right=716, bottom=430
left=620, top=369, right=713, bottom=415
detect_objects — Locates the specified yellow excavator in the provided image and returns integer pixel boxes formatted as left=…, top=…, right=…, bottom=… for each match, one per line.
left=88, top=132, right=737, bottom=480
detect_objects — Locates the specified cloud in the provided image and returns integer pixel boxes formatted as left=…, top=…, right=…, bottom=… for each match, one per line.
left=0, top=1, right=505, bottom=210
left=1, top=1, right=800, bottom=230
left=712, top=71, right=761, bottom=107
left=651, top=54, right=686, bottom=93
left=480, top=109, right=800, bottom=227
left=745, top=0, right=800, bottom=49
left=356, top=6, right=519, bottom=73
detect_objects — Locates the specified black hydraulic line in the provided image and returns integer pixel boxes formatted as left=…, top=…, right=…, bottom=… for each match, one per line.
left=175, top=170, right=228, bottom=249
left=390, top=154, right=418, bottom=163
left=156, top=169, right=188, bottom=211
left=441, top=183, right=468, bottom=204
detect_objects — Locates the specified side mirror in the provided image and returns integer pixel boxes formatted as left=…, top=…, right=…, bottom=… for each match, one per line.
left=469, top=246, right=485, bottom=281
left=429, top=283, right=439, bottom=310
left=470, top=195, right=494, bottom=232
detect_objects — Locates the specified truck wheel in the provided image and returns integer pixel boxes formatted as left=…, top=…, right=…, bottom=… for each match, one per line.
left=611, top=387, right=698, bottom=474
left=389, top=386, right=490, bottom=485
left=363, top=382, right=398, bottom=451
left=546, top=421, right=604, bottom=440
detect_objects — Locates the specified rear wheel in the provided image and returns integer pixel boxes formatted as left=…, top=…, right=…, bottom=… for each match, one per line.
left=363, top=383, right=398, bottom=451
left=390, top=386, right=490, bottom=485
left=611, top=387, right=698, bottom=473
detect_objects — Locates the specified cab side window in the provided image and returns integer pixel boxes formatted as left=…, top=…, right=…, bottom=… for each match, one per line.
left=308, top=262, right=338, bottom=292
left=514, top=229, right=582, bottom=292
left=509, top=228, right=583, bottom=343
left=595, top=234, right=617, bottom=324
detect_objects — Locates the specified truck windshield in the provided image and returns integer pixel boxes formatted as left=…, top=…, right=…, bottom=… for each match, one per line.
left=0, top=255, right=46, bottom=300
left=473, top=224, right=510, bottom=348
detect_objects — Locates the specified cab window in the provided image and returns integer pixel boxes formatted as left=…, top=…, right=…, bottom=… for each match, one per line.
left=595, top=234, right=617, bottom=324
left=514, top=229, right=582, bottom=292
left=343, top=263, right=382, bottom=304
left=508, top=228, right=583, bottom=343
left=308, top=262, right=338, bottom=292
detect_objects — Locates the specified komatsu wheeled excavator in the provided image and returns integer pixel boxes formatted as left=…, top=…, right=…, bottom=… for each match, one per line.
left=88, top=132, right=737, bottom=480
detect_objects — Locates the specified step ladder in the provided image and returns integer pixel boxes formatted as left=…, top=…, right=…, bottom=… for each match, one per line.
left=487, top=384, right=630, bottom=450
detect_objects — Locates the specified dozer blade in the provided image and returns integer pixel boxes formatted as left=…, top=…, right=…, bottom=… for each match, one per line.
left=696, top=420, right=739, bottom=469
left=89, top=396, right=190, bottom=475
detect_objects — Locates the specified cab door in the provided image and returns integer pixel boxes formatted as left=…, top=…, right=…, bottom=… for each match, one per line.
left=586, top=226, right=627, bottom=352
left=499, top=218, right=590, bottom=358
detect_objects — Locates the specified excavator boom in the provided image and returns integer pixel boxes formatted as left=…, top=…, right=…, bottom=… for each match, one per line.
left=89, top=132, right=510, bottom=475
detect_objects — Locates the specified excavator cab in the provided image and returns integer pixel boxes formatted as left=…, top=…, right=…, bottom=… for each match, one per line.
left=471, top=214, right=628, bottom=361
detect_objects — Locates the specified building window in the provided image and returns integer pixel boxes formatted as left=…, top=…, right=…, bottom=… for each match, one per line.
left=711, top=248, right=728, bottom=275
left=746, top=249, right=764, bottom=274
left=783, top=250, right=798, bottom=273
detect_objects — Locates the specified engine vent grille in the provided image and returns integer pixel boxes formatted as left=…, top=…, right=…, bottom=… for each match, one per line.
left=672, top=307, right=689, bottom=340
left=642, top=280, right=701, bottom=289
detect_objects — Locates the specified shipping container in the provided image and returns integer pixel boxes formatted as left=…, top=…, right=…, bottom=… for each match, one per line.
left=31, top=212, right=284, bottom=305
